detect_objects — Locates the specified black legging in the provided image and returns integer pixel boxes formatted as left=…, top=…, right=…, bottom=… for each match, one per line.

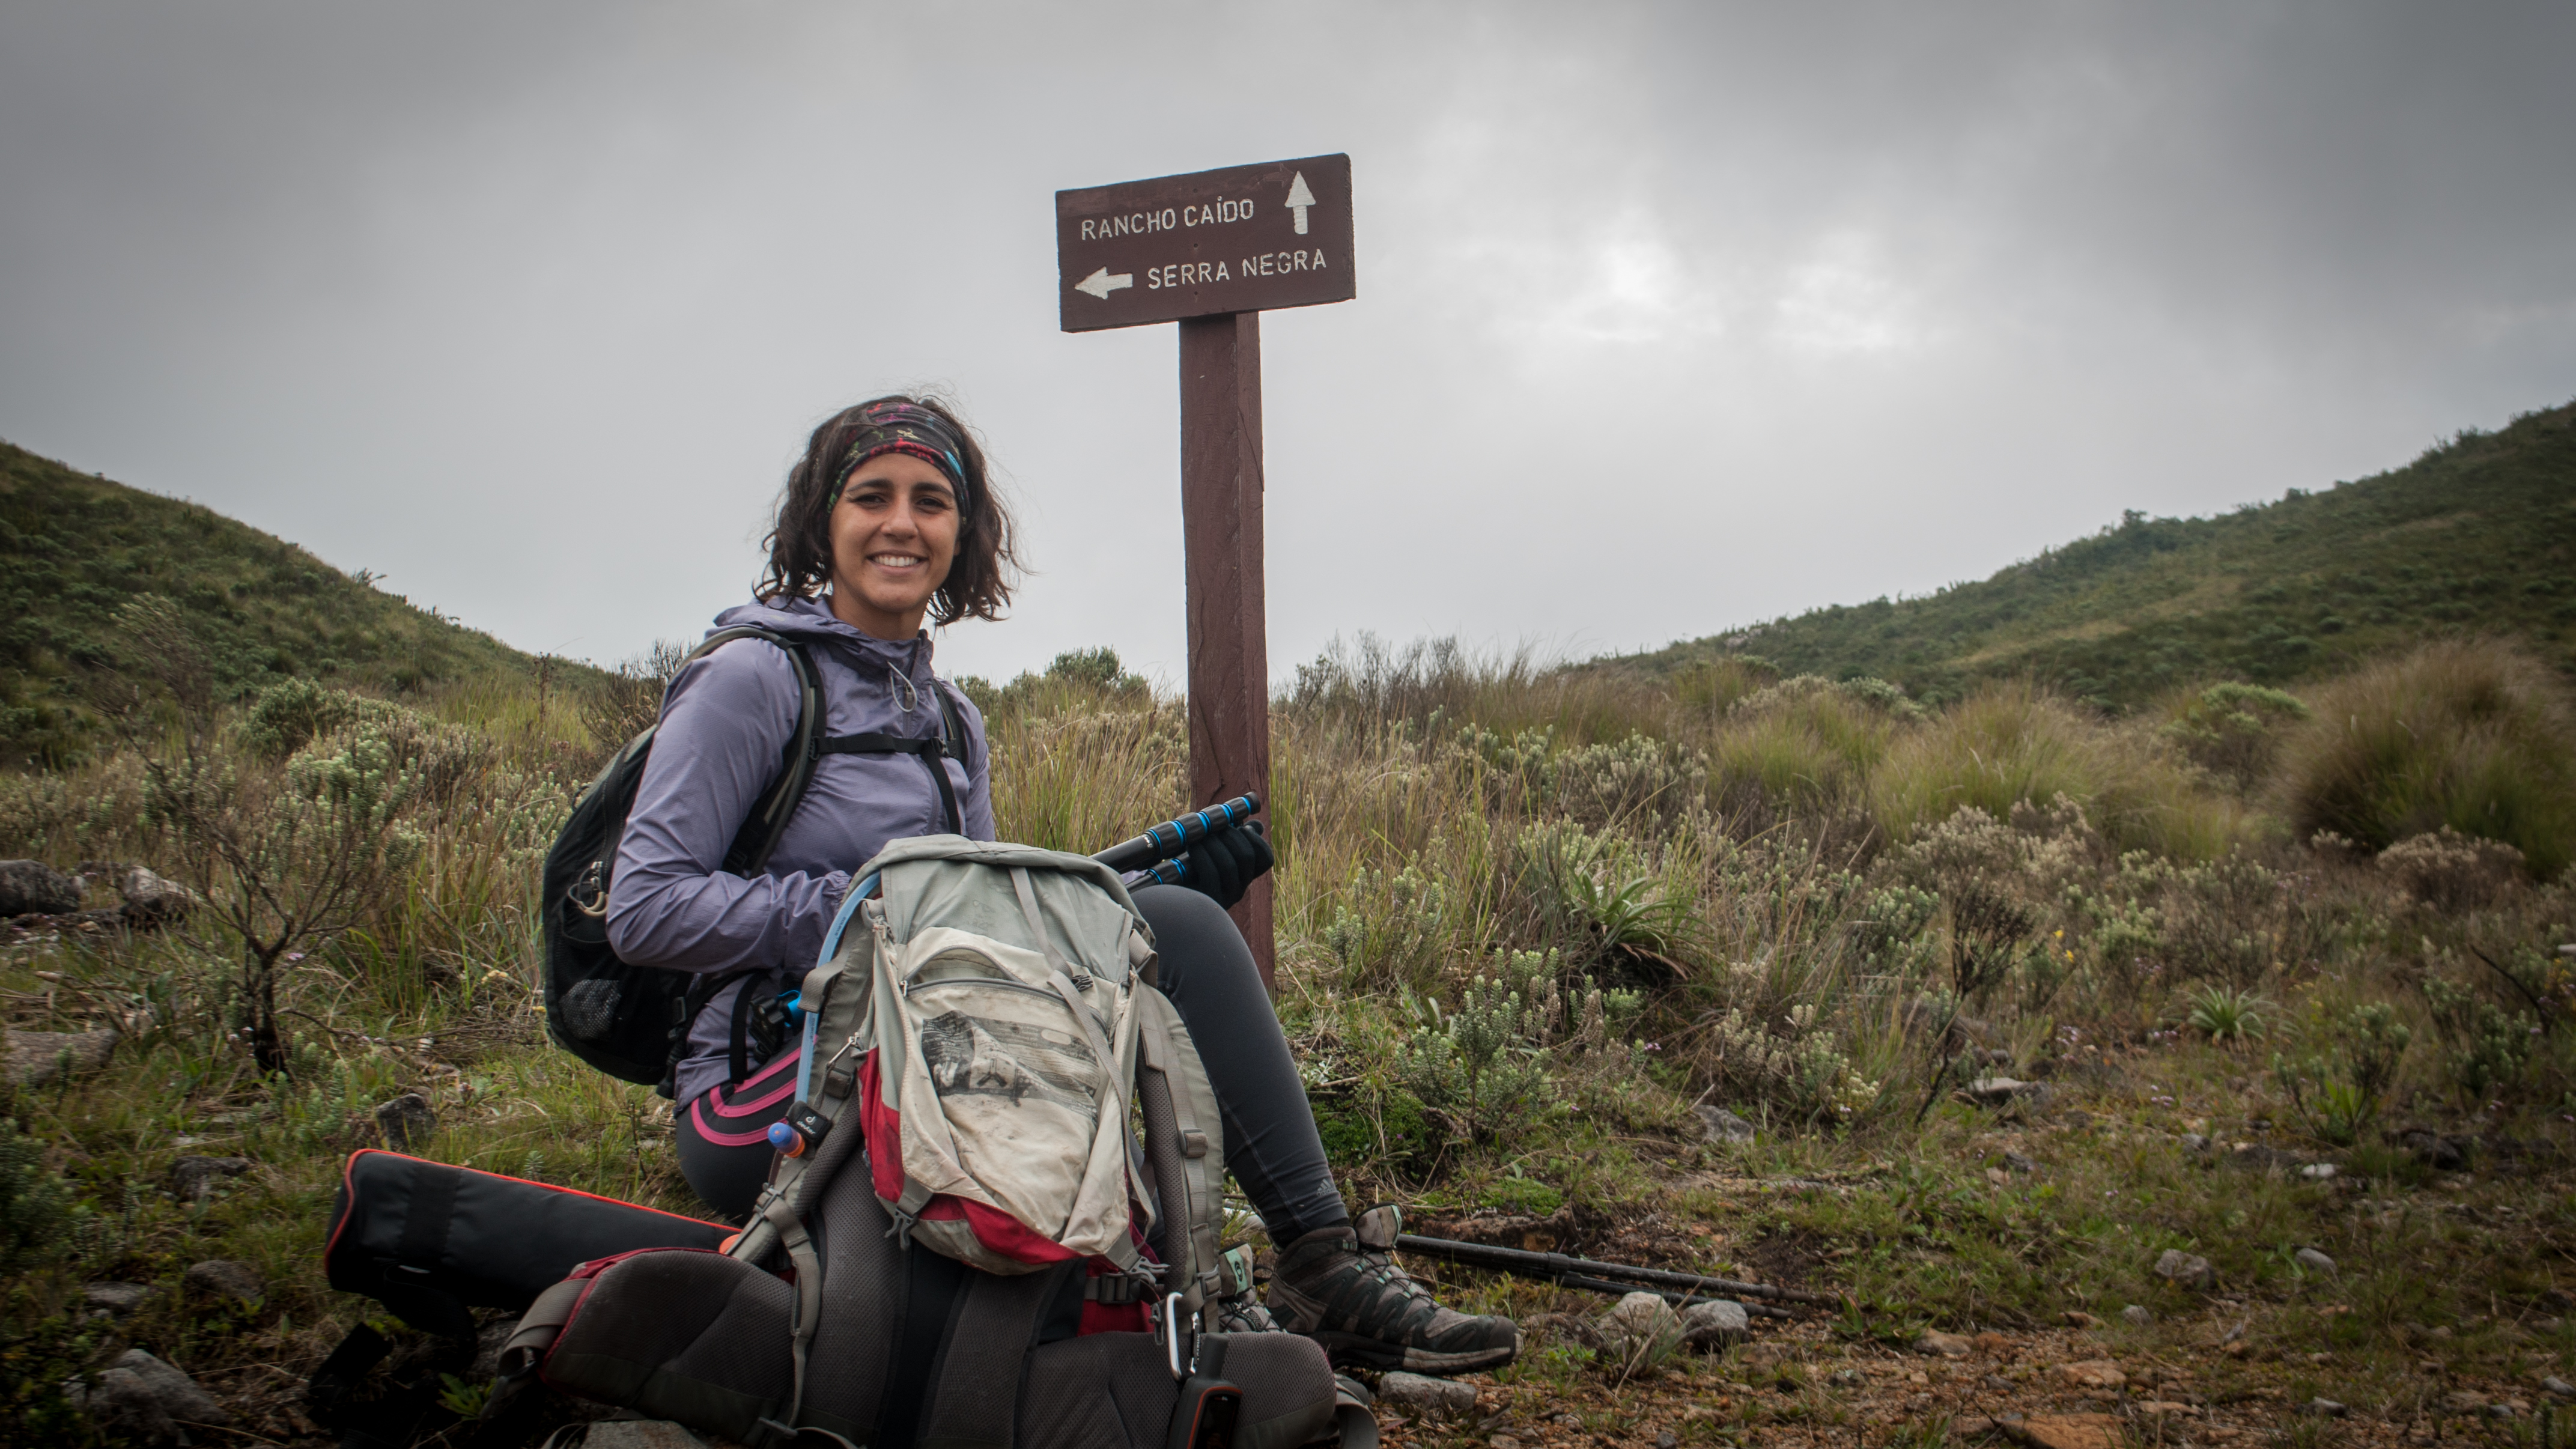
left=676, top=885, right=1348, bottom=1242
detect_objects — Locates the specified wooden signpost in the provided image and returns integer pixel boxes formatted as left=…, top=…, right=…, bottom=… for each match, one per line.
left=1056, top=154, right=1356, bottom=989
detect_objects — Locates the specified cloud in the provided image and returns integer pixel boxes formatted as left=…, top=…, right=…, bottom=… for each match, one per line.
left=1, top=0, right=2570, bottom=687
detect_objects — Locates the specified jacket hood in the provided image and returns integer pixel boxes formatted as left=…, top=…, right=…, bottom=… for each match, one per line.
left=706, top=595, right=939, bottom=674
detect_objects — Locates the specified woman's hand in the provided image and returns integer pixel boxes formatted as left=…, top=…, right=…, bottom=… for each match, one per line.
left=1184, top=821, right=1272, bottom=910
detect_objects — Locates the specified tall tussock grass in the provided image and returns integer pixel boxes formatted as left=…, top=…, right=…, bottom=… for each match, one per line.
left=2276, top=638, right=2576, bottom=876
left=1869, top=678, right=2259, bottom=860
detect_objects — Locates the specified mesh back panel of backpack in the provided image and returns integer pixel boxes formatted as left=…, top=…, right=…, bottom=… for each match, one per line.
left=547, top=1251, right=792, bottom=1423
left=1215, top=1334, right=1340, bottom=1449
left=1016, top=1334, right=1182, bottom=1449
left=658, top=1267, right=798, bottom=1408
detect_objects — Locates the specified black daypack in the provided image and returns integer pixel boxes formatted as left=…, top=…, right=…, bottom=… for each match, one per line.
left=540, top=626, right=967, bottom=1094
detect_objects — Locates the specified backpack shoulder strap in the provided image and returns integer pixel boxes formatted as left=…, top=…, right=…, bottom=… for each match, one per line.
left=687, top=627, right=822, bottom=874
left=932, top=677, right=970, bottom=765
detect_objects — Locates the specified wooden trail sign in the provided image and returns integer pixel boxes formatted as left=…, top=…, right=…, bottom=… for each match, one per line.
left=1056, top=154, right=1355, bottom=332
left=1056, top=154, right=1357, bottom=989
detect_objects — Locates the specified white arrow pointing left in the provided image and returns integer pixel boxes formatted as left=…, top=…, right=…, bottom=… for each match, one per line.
left=1075, top=267, right=1134, bottom=299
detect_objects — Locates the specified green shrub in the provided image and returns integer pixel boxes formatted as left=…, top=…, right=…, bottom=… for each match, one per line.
left=1551, top=731, right=1708, bottom=830
left=2159, top=681, right=2312, bottom=791
left=1399, top=973, right=1555, bottom=1144
left=0, top=1120, right=74, bottom=1275
left=1514, top=821, right=1705, bottom=976
left=2422, top=976, right=2540, bottom=1103
left=2376, top=827, right=2527, bottom=911
left=2274, top=1001, right=2410, bottom=1146
left=1320, top=858, right=1451, bottom=993
left=2277, top=640, right=2576, bottom=876
left=2182, top=983, right=2271, bottom=1042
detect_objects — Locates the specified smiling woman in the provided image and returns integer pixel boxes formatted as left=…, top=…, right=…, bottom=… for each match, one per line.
left=598, top=392, right=1522, bottom=1376
left=756, top=396, right=1019, bottom=633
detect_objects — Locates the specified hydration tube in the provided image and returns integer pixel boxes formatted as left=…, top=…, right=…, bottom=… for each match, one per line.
left=794, top=869, right=879, bottom=1109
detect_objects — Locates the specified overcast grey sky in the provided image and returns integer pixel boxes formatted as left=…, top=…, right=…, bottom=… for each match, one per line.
left=4, top=2, right=2572, bottom=687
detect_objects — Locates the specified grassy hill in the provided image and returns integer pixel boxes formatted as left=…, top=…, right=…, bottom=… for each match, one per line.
left=1619, top=398, right=2576, bottom=708
left=0, top=439, right=538, bottom=765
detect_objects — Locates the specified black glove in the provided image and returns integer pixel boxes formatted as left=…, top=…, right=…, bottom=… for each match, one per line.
left=1183, top=820, right=1272, bottom=910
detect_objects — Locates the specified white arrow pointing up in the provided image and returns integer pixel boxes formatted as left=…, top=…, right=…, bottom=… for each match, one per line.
left=1284, top=172, right=1316, bottom=235
left=1074, top=266, right=1134, bottom=299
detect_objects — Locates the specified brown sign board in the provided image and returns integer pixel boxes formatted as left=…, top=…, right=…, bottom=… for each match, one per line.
left=1056, top=154, right=1355, bottom=332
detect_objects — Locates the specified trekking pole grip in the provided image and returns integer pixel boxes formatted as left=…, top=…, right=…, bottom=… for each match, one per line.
left=1093, top=792, right=1263, bottom=874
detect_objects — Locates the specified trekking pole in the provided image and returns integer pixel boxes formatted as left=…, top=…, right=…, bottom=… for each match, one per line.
left=1393, top=1234, right=1846, bottom=1310
left=1093, top=792, right=1262, bottom=879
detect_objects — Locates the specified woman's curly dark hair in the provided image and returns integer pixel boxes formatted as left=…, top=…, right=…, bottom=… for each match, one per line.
left=756, top=394, right=1021, bottom=625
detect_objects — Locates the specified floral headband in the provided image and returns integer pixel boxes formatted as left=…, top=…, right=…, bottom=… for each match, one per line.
left=832, top=401, right=973, bottom=519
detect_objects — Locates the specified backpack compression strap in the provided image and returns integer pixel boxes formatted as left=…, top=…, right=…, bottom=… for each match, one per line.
left=1134, top=986, right=1229, bottom=1324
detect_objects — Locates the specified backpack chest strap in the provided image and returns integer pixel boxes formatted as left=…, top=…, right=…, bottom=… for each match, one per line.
left=813, top=732, right=964, bottom=836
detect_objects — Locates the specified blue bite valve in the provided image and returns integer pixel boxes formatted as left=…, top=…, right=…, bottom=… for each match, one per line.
left=768, top=1100, right=831, bottom=1159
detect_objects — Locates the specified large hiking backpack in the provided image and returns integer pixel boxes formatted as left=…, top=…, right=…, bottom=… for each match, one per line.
left=540, top=627, right=965, bottom=1094
left=493, top=836, right=1367, bottom=1449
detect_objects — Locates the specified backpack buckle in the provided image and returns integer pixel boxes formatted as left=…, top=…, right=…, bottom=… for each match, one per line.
left=1155, top=1292, right=1193, bottom=1381
left=569, top=860, right=608, bottom=918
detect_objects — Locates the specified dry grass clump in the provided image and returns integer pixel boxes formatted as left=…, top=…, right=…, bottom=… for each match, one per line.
left=1867, top=678, right=2258, bottom=860
left=1707, top=676, right=1900, bottom=811
left=2276, top=638, right=2576, bottom=876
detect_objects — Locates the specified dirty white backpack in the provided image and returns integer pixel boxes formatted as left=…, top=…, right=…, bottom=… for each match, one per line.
left=487, top=835, right=1369, bottom=1449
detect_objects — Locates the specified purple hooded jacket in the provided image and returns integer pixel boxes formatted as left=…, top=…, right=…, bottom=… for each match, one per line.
left=606, top=595, right=993, bottom=1107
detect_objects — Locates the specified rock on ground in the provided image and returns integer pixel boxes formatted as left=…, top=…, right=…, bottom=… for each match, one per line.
left=2003, top=1414, right=2122, bottom=1449
left=1913, top=1331, right=1973, bottom=1358
left=1693, top=1105, right=1755, bottom=1143
left=1597, top=1292, right=1683, bottom=1368
left=2119, top=1304, right=2152, bottom=1326
left=1373, top=1372, right=1478, bottom=1418
left=82, top=1349, right=229, bottom=1441
left=169, top=1155, right=251, bottom=1202
left=2397, top=1128, right=2472, bottom=1172
left=82, top=1283, right=156, bottom=1316
left=5, top=1027, right=118, bottom=1087
left=2057, top=1359, right=2125, bottom=1390
left=2295, top=1246, right=2338, bottom=1275
left=184, top=1259, right=264, bottom=1305
left=581, top=1424, right=714, bottom=1448
left=116, top=866, right=195, bottom=925
left=1960, top=1077, right=2052, bottom=1108
left=2304, top=1398, right=2348, bottom=1416
left=1679, top=1298, right=1748, bottom=1350
left=2153, top=1248, right=2216, bottom=1290
left=0, top=860, right=80, bottom=916
left=375, top=1092, right=438, bottom=1151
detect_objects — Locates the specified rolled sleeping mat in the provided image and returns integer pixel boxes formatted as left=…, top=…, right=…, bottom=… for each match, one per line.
left=323, top=1149, right=729, bottom=1339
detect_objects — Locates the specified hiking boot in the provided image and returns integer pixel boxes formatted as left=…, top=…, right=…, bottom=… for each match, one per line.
left=1266, top=1205, right=1519, bottom=1375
